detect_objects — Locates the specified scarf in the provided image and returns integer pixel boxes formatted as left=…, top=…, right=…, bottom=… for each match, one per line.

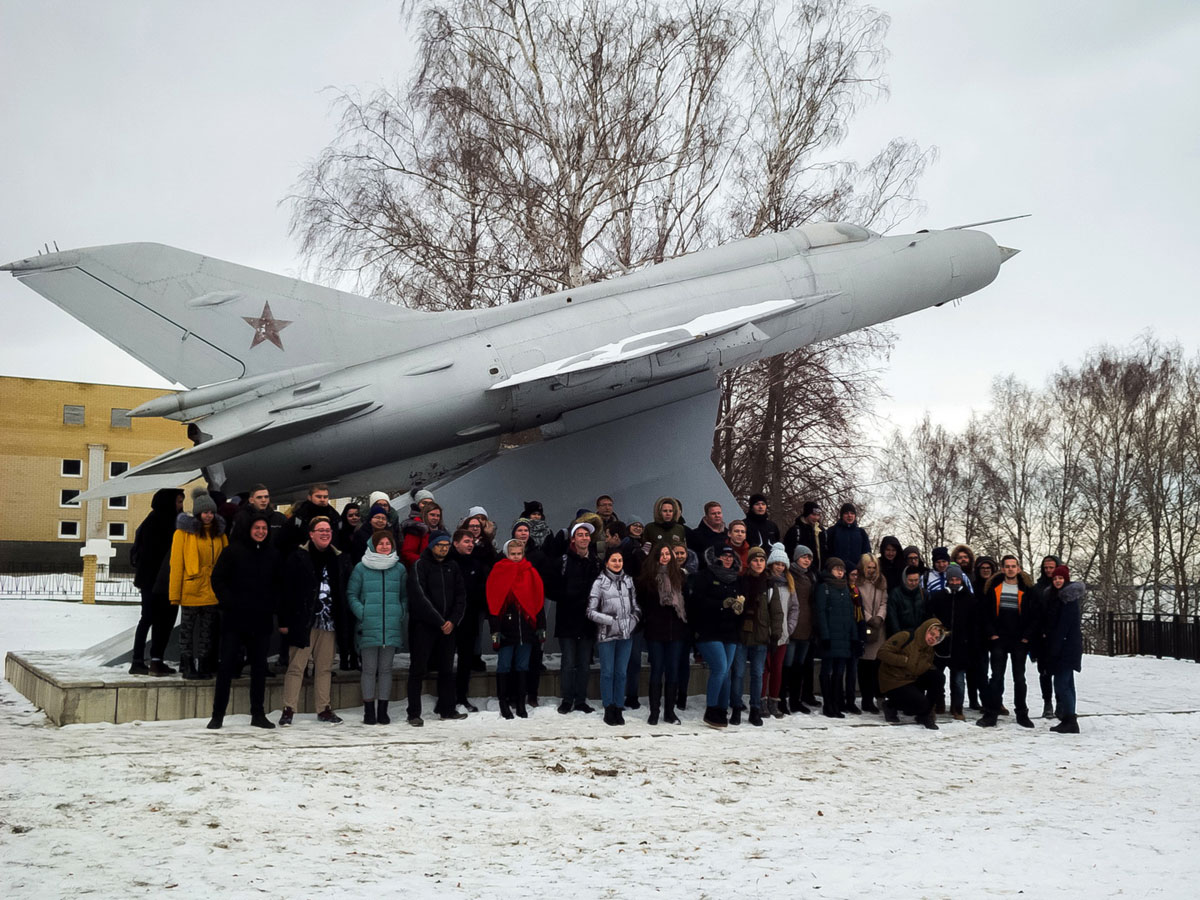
left=710, top=563, right=739, bottom=585
left=486, top=558, right=544, bottom=622
left=656, top=565, right=686, bottom=623
left=362, top=548, right=398, bottom=571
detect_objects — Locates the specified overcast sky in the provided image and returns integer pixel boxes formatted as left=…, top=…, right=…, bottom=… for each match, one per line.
left=2, top=1, right=1197, bottom=436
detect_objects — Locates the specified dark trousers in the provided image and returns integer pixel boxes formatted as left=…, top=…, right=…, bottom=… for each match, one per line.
left=454, top=608, right=482, bottom=703
left=559, top=636, right=595, bottom=705
left=526, top=644, right=543, bottom=700
left=858, top=657, right=880, bottom=706
left=134, top=589, right=178, bottom=662
left=179, top=606, right=218, bottom=673
left=1037, top=659, right=1055, bottom=706
left=885, top=668, right=944, bottom=717
left=802, top=648, right=818, bottom=701
left=966, top=645, right=988, bottom=707
left=408, top=625, right=457, bottom=718
left=212, top=629, right=269, bottom=719
left=624, top=632, right=644, bottom=702
left=986, top=643, right=1029, bottom=714
left=820, top=656, right=847, bottom=710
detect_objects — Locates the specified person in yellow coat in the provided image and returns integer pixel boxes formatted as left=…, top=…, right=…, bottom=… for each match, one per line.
left=170, top=487, right=228, bottom=679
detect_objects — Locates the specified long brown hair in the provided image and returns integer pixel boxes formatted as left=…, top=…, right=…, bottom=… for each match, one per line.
left=639, top=543, right=683, bottom=592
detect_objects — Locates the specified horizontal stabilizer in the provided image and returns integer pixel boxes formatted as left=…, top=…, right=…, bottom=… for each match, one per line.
left=489, top=294, right=835, bottom=392
left=76, top=469, right=203, bottom=503
left=123, top=401, right=377, bottom=478
left=2, top=243, right=469, bottom=388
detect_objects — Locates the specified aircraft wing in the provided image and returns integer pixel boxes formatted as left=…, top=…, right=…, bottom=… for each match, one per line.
left=488, top=293, right=838, bottom=392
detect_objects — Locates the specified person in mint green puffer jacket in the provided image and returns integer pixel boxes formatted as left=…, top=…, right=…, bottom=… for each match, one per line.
left=348, top=530, right=408, bottom=724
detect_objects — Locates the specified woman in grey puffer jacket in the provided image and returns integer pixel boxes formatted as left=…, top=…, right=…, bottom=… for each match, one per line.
left=587, top=549, right=641, bottom=725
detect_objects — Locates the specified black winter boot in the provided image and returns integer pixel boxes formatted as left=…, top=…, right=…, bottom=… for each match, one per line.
left=363, top=701, right=377, bottom=725
left=702, top=706, right=726, bottom=729
left=976, top=711, right=999, bottom=728
left=603, top=705, right=620, bottom=726
left=730, top=707, right=742, bottom=726
left=882, top=699, right=900, bottom=724
left=497, top=674, right=514, bottom=720
left=1049, top=715, right=1080, bottom=734
left=648, top=680, right=661, bottom=725
left=919, top=710, right=939, bottom=730
left=1015, top=710, right=1035, bottom=728
left=748, top=707, right=764, bottom=726
left=675, top=687, right=688, bottom=710
left=376, top=700, right=390, bottom=725
left=663, top=682, right=680, bottom=724
left=514, top=672, right=528, bottom=718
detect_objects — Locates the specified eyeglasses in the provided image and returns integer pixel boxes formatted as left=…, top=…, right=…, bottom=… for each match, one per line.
left=312, top=527, right=333, bottom=534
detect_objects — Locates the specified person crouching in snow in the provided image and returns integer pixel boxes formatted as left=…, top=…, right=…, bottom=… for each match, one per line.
left=877, top=618, right=948, bottom=729
left=487, top=539, right=546, bottom=719
left=1043, top=565, right=1084, bottom=734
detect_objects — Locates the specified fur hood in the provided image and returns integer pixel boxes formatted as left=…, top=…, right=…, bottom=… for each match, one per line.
left=175, top=511, right=226, bottom=537
left=652, top=496, right=684, bottom=527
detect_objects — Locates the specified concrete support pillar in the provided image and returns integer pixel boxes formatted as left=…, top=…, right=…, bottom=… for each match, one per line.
left=85, top=443, right=106, bottom=540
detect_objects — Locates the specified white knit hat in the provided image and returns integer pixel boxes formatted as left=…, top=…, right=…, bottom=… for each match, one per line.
left=766, top=542, right=789, bottom=567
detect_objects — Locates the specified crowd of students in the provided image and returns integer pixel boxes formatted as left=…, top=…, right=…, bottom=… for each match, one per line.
left=125, top=485, right=1084, bottom=734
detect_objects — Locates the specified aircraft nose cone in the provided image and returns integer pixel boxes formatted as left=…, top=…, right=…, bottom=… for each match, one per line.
left=998, top=246, right=1020, bottom=264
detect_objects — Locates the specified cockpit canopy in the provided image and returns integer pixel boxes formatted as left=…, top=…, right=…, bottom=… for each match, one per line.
left=791, top=222, right=874, bottom=248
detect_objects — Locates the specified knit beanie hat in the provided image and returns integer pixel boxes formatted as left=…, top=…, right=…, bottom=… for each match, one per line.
left=747, top=546, right=767, bottom=562
left=839, top=503, right=857, bottom=517
left=793, top=544, right=813, bottom=561
left=932, top=546, right=951, bottom=563
left=368, top=502, right=390, bottom=520
left=191, top=487, right=217, bottom=516
left=802, top=501, right=820, bottom=517
left=414, top=489, right=435, bottom=503
left=946, top=564, right=965, bottom=581
left=468, top=505, right=489, bottom=520
left=511, top=517, right=533, bottom=536
left=766, top=542, right=789, bottom=567
left=748, top=493, right=768, bottom=508
left=522, top=500, right=544, bottom=518
left=367, top=491, right=390, bottom=509
left=1052, top=564, right=1070, bottom=579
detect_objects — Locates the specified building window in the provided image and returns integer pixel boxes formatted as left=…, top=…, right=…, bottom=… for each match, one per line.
left=110, top=408, right=132, bottom=429
left=108, top=522, right=127, bottom=541
left=62, top=459, right=83, bottom=477
left=63, top=405, right=85, bottom=425
left=108, top=496, right=128, bottom=510
left=109, top=461, right=129, bottom=478
left=58, top=521, right=80, bottom=539
left=60, top=489, right=81, bottom=508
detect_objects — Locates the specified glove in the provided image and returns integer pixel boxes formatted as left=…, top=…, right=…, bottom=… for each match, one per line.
left=537, top=629, right=547, bottom=644
left=491, top=632, right=501, bottom=651
left=732, top=595, right=745, bottom=615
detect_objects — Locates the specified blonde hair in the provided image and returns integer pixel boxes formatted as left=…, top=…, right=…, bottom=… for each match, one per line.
left=858, top=553, right=885, bottom=591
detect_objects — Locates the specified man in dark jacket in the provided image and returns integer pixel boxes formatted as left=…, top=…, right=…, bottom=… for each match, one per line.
left=281, top=483, right=335, bottom=554
left=1031, top=554, right=1062, bottom=718
left=208, top=511, right=281, bottom=729
left=977, top=556, right=1039, bottom=728
left=784, top=501, right=826, bottom=569
left=743, top=494, right=781, bottom=550
left=278, top=515, right=349, bottom=725
left=687, top=501, right=729, bottom=567
left=450, top=528, right=489, bottom=712
left=877, top=617, right=947, bottom=729
left=230, top=484, right=287, bottom=545
left=551, top=522, right=602, bottom=714
left=928, top=565, right=974, bottom=720
left=129, top=488, right=183, bottom=676
left=407, top=533, right=468, bottom=725
left=878, top=536, right=906, bottom=591
left=824, top=503, right=870, bottom=564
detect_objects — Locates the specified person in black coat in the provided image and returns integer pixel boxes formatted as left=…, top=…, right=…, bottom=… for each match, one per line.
left=928, top=565, right=975, bottom=720
left=549, top=522, right=602, bottom=714
left=743, top=494, right=781, bottom=550
left=208, top=511, right=282, bottom=729
left=128, top=488, right=184, bottom=675
left=407, top=534, right=468, bottom=724
left=278, top=516, right=351, bottom=725
left=687, top=545, right=744, bottom=728
left=1031, top=554, right=1062, bottom=718
left=783, top=501, right=826, bottom=569
left=877, top=535, right=906, bottom=592
left=450, top=528, right=490, bottom=712
left=1043, top=565, right=1084, bottom=733
left=637, top=544, right=690, bottom=725
left=824, top=503, right=871, bottom=564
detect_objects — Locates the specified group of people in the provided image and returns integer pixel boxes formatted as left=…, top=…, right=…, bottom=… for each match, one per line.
left=126, top=485, right=1084, bottom=734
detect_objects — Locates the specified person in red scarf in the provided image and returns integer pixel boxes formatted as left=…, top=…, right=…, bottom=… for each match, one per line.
left=487, top=539, right=547, bottom=719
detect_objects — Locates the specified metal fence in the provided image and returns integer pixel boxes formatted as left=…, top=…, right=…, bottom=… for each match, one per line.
left=0, top=569, right=139, bottom=601
left=1108, top=612, right=1200, bottom=662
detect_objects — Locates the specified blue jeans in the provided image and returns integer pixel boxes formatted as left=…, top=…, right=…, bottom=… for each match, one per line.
left=559, top=636, right=595, bottom=705
left=597, top=639, right=634, bottom=708
left=697, top=641, right=737, bottom=708
left=1053, top=669, right=1076, bottom=716
left=646, top=638, right=686, bottom=695
left=497, top=643, right=532, bottom=674
left=624, top=632, right=644, bottom=701
left=731, top=643, right=768, bottom=710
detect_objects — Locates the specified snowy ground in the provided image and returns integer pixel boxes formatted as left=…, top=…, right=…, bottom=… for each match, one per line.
left=2, top=598, right=1199, bottom=898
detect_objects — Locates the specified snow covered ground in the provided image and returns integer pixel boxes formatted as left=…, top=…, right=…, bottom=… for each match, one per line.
left=2, top=597, right=1199, bottom=898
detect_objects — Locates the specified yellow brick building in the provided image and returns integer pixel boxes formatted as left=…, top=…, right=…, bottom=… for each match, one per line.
left=0, top=376, right=198, bottom=569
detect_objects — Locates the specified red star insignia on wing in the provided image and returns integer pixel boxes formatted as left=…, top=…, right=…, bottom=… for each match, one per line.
left=242, top=301, right=292, bottom=350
